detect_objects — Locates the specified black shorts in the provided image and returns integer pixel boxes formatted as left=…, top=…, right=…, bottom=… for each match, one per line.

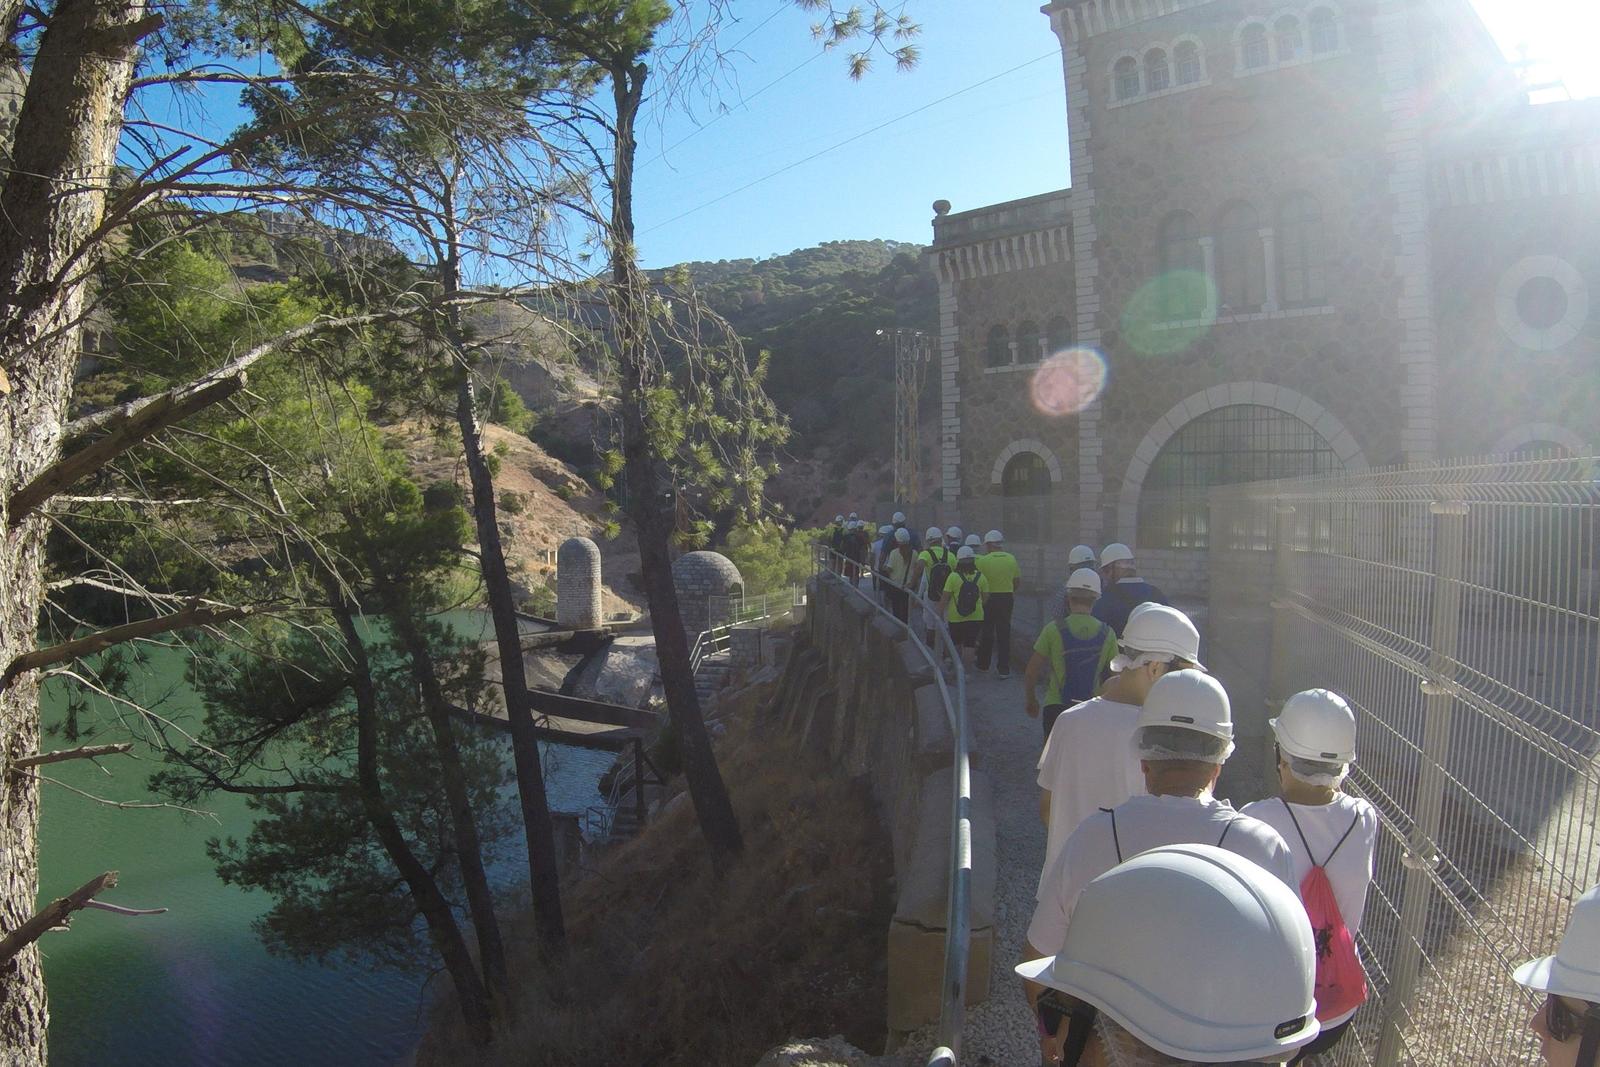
left=949, top=620, right=979, bottom=647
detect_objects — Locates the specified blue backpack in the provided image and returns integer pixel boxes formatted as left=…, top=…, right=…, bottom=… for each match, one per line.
left=1057, top=617, right=1111, bottom=703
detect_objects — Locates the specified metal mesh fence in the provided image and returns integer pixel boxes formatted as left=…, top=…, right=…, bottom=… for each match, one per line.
left=1206, top=454, right=1600, bottom=1066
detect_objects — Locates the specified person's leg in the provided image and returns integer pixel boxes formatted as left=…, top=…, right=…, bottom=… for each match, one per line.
left=1041, top=704, right=1066, bottom=743
left=975, top=612, right=994, bottom=671
left=994, top=593, right=1014, bottom=675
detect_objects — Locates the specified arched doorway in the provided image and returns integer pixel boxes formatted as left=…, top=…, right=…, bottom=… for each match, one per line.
left=1138, top=404, right=1344, bottom=549
left=1002, top=451, right=1053, bottom=544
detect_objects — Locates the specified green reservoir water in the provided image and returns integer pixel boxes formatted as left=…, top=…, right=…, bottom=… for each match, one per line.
left=35, top=613, right=614, bottom=1067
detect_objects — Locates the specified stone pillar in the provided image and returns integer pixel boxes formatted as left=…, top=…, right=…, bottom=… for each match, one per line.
left=1198, top=235, right=1218, bottom=320
left=1259, top=227, right=1279, bottom=312
left=671, top=551, right=745, bottom=643
left=556, top=536, right=603, bottom=629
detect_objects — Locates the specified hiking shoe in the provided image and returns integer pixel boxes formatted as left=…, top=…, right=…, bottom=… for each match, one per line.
left=998, top=670, right=1011, bottom=679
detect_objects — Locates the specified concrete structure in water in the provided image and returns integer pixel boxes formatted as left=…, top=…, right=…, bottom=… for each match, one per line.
left=930, top=0, right=1600, bottom=598
left=671, top=551, right=743, bottom=641
left=556, top=536, right=603, bottom=630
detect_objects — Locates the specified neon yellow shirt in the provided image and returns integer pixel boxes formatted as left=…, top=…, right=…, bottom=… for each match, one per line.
left=943, top=570, right=990, bottom=622
left=976, top=551, right=1021, bottom=594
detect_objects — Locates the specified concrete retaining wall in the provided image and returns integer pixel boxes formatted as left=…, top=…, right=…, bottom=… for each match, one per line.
left=766, top=576, right=997, bottom=1038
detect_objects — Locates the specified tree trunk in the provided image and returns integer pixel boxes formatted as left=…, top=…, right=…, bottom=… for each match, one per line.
left=389, top=604, right=510, bottom=996
left=608, top=63, right=743, bottom=867
left=453, top=369, right=567, bottom=956
left=327, top=591, right=494, bottom=1045
left=0, top=1, right=152, bottom=1058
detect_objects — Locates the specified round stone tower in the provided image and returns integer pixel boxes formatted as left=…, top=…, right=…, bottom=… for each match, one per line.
left=556, top=536, right=603, bottom=629
left=671, top=551, right=743, bottom=641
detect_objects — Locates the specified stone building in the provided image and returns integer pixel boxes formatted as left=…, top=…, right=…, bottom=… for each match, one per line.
left=929, top=0, right=1600, bottom=596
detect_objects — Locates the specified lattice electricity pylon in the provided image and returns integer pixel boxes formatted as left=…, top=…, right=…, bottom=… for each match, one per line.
left=878, top=328, right=933, bottom=507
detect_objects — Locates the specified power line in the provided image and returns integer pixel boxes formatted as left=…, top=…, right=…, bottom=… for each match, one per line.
left=641, top=49, right=1061, bottom=235
left=646, top=49, right=825, bottom=167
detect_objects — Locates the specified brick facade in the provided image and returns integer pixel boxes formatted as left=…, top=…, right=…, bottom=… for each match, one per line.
left=928, top=0, right=1600, bottom=597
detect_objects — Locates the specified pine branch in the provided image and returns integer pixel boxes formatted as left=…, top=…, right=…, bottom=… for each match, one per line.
left=1, top=601, right=252, bottom=690
left=12, top=743, right=134, bottom=770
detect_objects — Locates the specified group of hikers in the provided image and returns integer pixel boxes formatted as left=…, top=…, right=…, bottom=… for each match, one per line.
left=820, top=516, right=1596, bottom=1066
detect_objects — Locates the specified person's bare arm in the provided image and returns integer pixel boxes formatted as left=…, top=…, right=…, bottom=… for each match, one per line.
left=1040, top=788, right=1051, bottom=826
left=1023, top=651, right=1047, bottom=718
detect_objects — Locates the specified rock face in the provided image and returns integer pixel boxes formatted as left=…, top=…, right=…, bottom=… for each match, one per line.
left=556, top=536, right=603, bottom=629
left=671, top=550, right=743, bottom=641
left=752, top=1037, right=884, bottom=1067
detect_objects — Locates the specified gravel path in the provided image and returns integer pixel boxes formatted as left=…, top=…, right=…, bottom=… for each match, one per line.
left=902, top=667, right=1045, bottom=1066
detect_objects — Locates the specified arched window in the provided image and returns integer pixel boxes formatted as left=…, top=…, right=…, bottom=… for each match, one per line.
left=1240, top=23, right=1270, bottom=70
left=1216, top=202, right=1266, bottom=313
left=1114, top=56, right=1141, bottom=101
left=985, top=324, right=1011, bottom=367
left=1016, top=320, right=1041, bottom=364
left=1002, top=452, right=1053, bottom=543
left=1175, top=41, right=1204, bottom=85
left=1145, top=48, right=1171, bottom=93
left=1158, top=211, right=1208, bottom=320
left=1139, top=405, right=1341, bottom=549
left=1046, top=315, right=1073, bottom=355
left=1277, top=192, right=1326, bottom=307
left=1274, top=16, right=1303, bottom=62
left=1309, top=7, right=1339, bottom=54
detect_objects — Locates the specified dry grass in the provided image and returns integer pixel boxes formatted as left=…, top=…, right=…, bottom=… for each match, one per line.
left=421, top=715, right=894, bottom=1066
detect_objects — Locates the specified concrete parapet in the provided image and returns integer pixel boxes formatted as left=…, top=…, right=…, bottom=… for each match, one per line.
left=787, top=575, right=998, bottom=1038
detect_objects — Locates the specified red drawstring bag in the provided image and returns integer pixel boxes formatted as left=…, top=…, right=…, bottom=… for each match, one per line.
left=1283, top=800, right=1368, bottom=1022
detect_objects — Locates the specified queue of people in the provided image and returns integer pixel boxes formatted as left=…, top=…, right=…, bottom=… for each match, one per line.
left=821, top=516, right=1583, bottom=1064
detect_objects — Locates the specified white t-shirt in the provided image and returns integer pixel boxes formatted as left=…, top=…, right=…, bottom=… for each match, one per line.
left=1037, top=697, right=1146, bottom=888
left=1241, top=793, right=1379, bottom=1027
left=1027, top=793, right=1297, bottom=956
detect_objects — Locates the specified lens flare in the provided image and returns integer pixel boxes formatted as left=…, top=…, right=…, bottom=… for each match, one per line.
left=1122, top=269, right=1216, bottom=357
left=1030, top=347, right=1108, bottom=417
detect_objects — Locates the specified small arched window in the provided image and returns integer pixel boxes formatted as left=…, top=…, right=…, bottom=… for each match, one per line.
left=1145, top=48, right=1171, bottom=93
left=1046, top=316, right=1073, bottom=355
left=1015, top=320, right=1041, bottom=364
left=985, top=324, right=1011, bottom=367
left=1309, top=7, right=1339, bottom=53
left=1159, top=211, right=1207, bottom=320
left=1175, top=41, right=1204, bottom=85
left=1114, top=56, right=1141, bottom=101
left=1240, top=23, right=1270, bottom=70
left=1002, top=452, right=1053, bottom=543
left=1216, top=202, right=1266, bottom=313
left=1275, top=16, right=1304, bottom=62
left=1277, top=192, right=1326, bottom=307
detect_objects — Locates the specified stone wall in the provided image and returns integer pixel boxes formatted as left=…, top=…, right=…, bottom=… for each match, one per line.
left=766, top=576, right=997, bottom=1039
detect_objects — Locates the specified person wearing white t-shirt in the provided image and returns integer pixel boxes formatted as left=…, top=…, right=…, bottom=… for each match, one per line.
left=1036, top=604, right=1203, bottom=889
left=1025, top=670, right=1296, bottom=999
left=1243, top=688, right=1379, bottom=1065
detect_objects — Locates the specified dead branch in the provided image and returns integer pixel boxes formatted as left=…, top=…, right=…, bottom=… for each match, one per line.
left=0, top=872, right=118, bottom=965
left=81, top=900, right=167, bottom=917
left=2, top=601, right=252, bottom=690
left=8, top=372, right=246, bottom=527
left=11, top=743, right=134, bottom=771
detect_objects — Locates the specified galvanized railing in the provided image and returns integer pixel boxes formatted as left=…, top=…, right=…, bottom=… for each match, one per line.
left=814, top=543, right=973, bottom=1067
left=1206, top=453, right=1600, bottom=1066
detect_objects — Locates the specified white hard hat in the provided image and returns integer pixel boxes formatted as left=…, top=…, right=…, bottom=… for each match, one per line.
left=925, top=526, right=943, bottom=542
left=1101, top=542, right=1134, bottom=567
left=834, top=514, right=844, bottom=523
left=1516, top=883, right=1600, bottom=1004
left=892, top=511, right=906, bottom=524
left=957, top=546, right=976, bottom=560
left=945, top=525, right=963, bottom=540
left=1110, top=604, right=1202, bottom=671
left=1135, top=669, right=1234, bottom=749
left=1065, top=568, right=1102, bottom=596
left=964, top=533, right=981, bottom=548
left=894, top=527, right=910, bottom=543
left=848, top=512, right=858, bottom=520
left=1271, top=689, right=1357, bottom=764
left=878, top=524, right=893, bottom=535
left=1016, top=844, right=1319, bottom=1061
left=984, top=529, right=1004, bottom=544
left=1068, top=544, right=1097, bottom=566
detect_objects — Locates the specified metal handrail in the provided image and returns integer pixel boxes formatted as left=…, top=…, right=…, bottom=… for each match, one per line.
left=813, top=543, right=972, bottom=1066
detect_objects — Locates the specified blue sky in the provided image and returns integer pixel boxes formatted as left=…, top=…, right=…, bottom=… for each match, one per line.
left=631, top=0, right=1600, bottom=267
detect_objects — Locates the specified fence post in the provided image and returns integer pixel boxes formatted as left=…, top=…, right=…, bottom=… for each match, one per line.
left=1260, top=502, right=1298, bottom=792
left=1374, top=498, right=1468, bottom=1067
